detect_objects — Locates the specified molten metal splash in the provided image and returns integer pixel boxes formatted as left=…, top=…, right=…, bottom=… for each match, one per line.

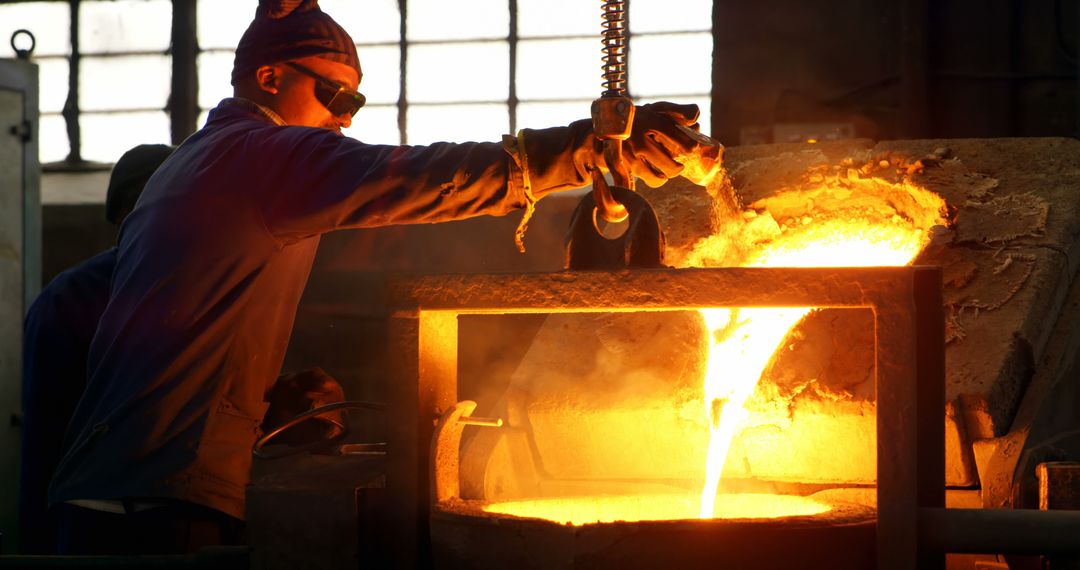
left=482, top=166, right=947, bottom=525
left=694, top=176, right=947, bottom=518
left=484, top=493, right=831, bottom=526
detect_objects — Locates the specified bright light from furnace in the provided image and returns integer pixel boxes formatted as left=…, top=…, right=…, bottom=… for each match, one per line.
left=483, top=163, right=948, bottom=525
left=694, top=173, right=946, bottom=518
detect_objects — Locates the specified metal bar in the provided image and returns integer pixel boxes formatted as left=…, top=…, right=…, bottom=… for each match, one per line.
left=875, top=274, right=919, bottom=570
left=58, top=49, right=169, bottom=58
left=400, top=94, right=711, bottom=107
left=458, top=416, right=503, bottom=427
left=62, top=0, right=81, bottom=162
left=711, top=0, right=736, bottom=143
left=920, top=507, right=1080, bottom=554
left=710, top=0, right=720, bottom=138
left=397, top=0, right=408, bottom=144
left=68, top=107, right=171, bottom=115
left=170, top=0, right=198, bottom=144
left=386, top=266, right=921, bottom=313
left=508, top=0, right=518, bottom=134
left=386, top=310, right=457, bottom=569
left=195, top=29, right=709, bottom=55
left=521, top=28, right=710, bottom=42
left=915, top=266, right=946, bottom=569
left=201, top=43, right=400, bottom=53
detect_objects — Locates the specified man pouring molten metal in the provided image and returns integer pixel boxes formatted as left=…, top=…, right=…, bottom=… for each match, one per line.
left=47, top=0, right=711, bottom=554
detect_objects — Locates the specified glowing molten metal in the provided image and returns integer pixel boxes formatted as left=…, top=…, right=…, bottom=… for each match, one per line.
left=485, top=493, right=831, bottom=526
left=484, top=166, right=948, bottom=525
left=693, top=169, right=947, bottom=518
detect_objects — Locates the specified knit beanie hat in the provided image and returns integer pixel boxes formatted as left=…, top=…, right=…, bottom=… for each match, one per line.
left=231, top=0, right=360, bottom=86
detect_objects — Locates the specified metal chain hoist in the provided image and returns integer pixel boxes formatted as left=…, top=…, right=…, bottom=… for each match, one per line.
left=565, top=0, right=667, bottom=269
left=590, top=0, right=634, bottom=229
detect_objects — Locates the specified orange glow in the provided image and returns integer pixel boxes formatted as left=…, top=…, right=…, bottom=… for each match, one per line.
left=483, top=493, right=831, bottom=526
left=693, top=173, right=947, bottom=518
left=478, top=163, right=948, bottom=526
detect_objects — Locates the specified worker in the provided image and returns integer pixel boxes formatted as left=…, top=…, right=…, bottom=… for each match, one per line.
left=19, top=144, right=174, bottom=554
left=48, top=0, right=711, bottom=555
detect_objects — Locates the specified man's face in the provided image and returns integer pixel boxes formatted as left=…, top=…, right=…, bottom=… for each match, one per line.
left=267, top=56, right=361, bottom=133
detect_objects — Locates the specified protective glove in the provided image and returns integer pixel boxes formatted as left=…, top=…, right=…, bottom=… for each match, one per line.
left=523, top=101, right=708, bottom=198
left=262, top=367, right=346, bottom=446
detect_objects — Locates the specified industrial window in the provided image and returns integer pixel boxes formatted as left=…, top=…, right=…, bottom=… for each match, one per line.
left=0, top=0, right=173, bottom=165
left=1, top=0, right=712, bottom=162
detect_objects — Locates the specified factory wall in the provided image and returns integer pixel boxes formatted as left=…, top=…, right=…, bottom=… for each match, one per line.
left=710, top=0, right=1078, bottom=144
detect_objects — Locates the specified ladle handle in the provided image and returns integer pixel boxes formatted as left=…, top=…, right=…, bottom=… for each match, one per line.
left=591, top=160, right=629, bottom=226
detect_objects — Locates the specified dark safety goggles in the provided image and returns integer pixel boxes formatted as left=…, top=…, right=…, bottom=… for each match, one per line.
left=286, top=62, right=366, bottom=117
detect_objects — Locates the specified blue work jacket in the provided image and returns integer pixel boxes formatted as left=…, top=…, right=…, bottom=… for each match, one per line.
left=48, top=98, right=544, bottom=519
left=21, top=248, right=115, bottom=552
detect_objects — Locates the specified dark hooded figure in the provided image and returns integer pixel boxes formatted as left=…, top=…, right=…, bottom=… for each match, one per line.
left=47, top=0, right=710, bottom=555
left=19, top=144, right=173, bottom=554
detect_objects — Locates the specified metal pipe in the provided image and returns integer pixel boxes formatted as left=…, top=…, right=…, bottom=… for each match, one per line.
left=170, top=0, right=198, bottom=144
left=920, top=507, right=1080, bottom=554
left=458, top=416, right=502, bottom=427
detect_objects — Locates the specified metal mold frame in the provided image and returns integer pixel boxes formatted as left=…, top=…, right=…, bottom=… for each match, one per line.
left=384, top=266, right=945, bottom=570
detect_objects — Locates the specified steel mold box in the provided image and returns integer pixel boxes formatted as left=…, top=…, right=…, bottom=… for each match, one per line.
left=383, top=266, right=945, bottom=570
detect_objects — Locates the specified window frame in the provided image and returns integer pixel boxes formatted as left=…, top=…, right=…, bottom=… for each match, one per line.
left=17, top=0, right=713, bottom=165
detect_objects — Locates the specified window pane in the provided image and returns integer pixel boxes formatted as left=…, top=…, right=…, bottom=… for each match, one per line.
left=518, top=0, right=597, bottom=38
left=0, top=2, right=70, bottom=58
left=638, top=95, right=712, bottom=138
left=38, top=58, right=69, bottom=114
left=39, top=114, right=70, bottom=164
left=343, top=105, right=400, bottom=145
left=80, top=55, right=170, bottom=112
left=80, top=0, right=171, bottom=54
left=407, top=0, right=508, bottom=41
left=407, top=42, right=508, bottom=103
left=80, top=111, right=171, bottom=163
left=200, top=2, right=400, bottom=50
left=630, top=0, right=711, bottom=34
left=629, top=33, right=711, bottom=97
left=357, top=45, right=400, bottom=105
left=322, top=0, right=401, bottom=44
left=197, top=0, right=253, bottom=50
left=407, top=104, right=508, bottom=145
left=518, top=38, right=599, bottom=101
left=517, top=101, right=590, bottom=130
left=198, top=51, right=236, bottom=109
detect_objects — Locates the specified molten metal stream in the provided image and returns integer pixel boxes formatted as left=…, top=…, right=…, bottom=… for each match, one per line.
left=696, top=221, right=938, bottom=517
left=485, top=171, right=948, bottom=525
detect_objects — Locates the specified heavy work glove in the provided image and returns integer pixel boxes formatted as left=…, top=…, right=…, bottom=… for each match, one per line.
left=262, top=367, right=346, bottom=446
left=522, top=102, right=706, bottom=198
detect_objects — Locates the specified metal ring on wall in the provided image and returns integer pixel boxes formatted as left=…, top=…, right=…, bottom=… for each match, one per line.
left=10, top=29, right=36, bottom=59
